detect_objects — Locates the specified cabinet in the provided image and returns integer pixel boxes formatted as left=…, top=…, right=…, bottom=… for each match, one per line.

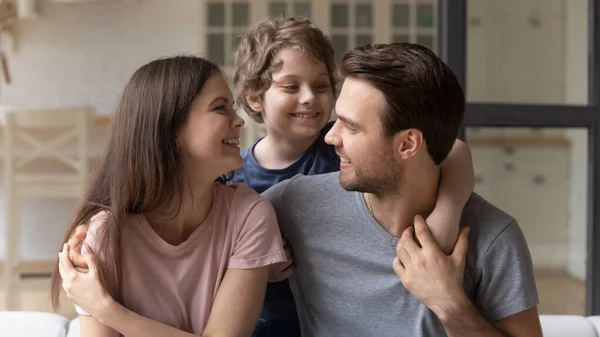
left=471, top=143, right=570, bottom=269
left=466, top=0, right=566, bottom=103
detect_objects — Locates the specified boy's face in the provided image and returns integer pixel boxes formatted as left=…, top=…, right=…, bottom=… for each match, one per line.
left=256, top=47, right=334, bottom=140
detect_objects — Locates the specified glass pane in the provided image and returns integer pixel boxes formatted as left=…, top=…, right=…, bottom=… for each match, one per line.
left=355, top=35, right=372, bottom=48
left=294, top=2, right=311, bottom=18
left=393, top=34, right=410, bottom=43
left=207, top=2, right=225, bottom=27
left=355, top=4, right=372, bottom=28
left=207, top=34, right=225, bottom=65
left=392, top=4, right=409, bottom=27
left=466, top=126, right=588, bottom=315
left=416, top=35, right=434, bottom=50
left=467, top=0, right=588, bottom=104
left=232, top=2, right=249, bottom=27
left=417, top=4, right=434, bottom=28
left=331, top=4, right=349, bottom=27
left=269, top=2, right=287, bottom=17
left=332, top=34, right=348, bottom=62
left=232, top=34, right=242, bottom=54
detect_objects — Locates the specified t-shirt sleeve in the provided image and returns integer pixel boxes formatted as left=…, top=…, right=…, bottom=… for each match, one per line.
left=475, top=220, right=540, bottom=322
left=228, top=196, right=287, bottom=269
left=74, top=211, right=108, bottom=316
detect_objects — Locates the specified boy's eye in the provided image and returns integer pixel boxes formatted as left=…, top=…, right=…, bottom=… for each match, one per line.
left=282, top=84, right=299, bottom=90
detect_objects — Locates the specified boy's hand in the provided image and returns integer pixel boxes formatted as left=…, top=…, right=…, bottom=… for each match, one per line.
left=269, top=240, right=294, bottom=282
left=66, top=224, right=90, bottom=272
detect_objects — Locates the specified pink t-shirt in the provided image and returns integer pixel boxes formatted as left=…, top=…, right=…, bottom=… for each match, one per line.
left=75, top=183, right=286, bottom=334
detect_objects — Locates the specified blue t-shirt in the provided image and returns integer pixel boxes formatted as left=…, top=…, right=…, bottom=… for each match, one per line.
left=230, top=122, right=340, bottom=321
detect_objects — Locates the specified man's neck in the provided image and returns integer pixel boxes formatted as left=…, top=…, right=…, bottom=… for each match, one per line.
left=365, top=166, right=440, bottom=238
left=253, top=132, right=319, bottom=170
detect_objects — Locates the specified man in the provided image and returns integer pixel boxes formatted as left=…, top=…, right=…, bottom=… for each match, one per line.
left=261, top=43, right=542, bottom=336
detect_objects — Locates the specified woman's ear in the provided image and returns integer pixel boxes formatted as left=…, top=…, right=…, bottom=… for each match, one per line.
left=394, top=129, right=424, bottom=160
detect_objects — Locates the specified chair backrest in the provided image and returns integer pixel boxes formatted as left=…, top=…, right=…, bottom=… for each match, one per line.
left=1, top=107, right=94, bottom=179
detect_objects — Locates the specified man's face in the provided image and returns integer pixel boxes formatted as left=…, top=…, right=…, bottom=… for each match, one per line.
left=325, top=77, right=403, bottom=196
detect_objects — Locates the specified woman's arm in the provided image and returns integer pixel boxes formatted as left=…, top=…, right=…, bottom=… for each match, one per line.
left=79, top=316, right=119, bottom=337
left=99, top=267, right=270, bottom=337
left=59, top=244, right=270, bottom=337
left=203, top=267, right=269, bottom=336
left=426, top=139, right=475, bottom=255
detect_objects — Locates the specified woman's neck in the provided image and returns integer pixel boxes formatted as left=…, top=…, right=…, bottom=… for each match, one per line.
left=146, top=179, right=214, bottom=245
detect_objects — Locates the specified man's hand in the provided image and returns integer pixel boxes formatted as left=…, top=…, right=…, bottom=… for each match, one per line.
left=66, top=223, right=90, bottom=272
left=268, top=240, right=294, bottom=282
left=393, top=215, right=470, bottom=317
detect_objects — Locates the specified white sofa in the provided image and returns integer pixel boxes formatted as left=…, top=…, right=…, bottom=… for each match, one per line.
left=1, top=312, right=600, bottom=336
left=0, top=311, right=79, bottom=337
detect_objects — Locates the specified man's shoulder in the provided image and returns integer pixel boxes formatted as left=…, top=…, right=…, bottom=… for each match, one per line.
left=261, top=172, right=342, bottom=205
left=283, top=171, right=341, bottom=193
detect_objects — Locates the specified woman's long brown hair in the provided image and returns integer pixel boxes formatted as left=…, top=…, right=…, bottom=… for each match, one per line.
left=50, top=56, right=223, bottom=310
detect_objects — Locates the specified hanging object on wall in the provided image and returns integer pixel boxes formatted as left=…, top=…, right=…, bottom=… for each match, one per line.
left=1, top=51, right=11, bottom=84
left=17, top=0, right=38, bottom=19
left=0, top=0, right=18, bottom=52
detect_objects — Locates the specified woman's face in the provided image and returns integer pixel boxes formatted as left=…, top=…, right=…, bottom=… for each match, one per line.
left=178, top=73, right=245, bottom=180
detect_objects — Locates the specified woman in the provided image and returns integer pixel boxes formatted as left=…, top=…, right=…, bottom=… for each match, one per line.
left=51, top=56, right=287, bottom=336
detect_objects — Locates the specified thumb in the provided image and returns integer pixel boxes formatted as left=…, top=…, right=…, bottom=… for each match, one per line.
left=451, top=227, right=470, bottom=266
left=84, top=254, right=98, bottom=276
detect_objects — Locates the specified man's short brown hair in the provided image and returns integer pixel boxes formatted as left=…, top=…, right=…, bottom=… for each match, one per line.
left=341, top=43, right=465, bottom=165
left=233, top=16, right=337, bottom=123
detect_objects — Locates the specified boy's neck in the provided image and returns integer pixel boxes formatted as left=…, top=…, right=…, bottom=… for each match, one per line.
left=253, top=133, right=319, bottom=170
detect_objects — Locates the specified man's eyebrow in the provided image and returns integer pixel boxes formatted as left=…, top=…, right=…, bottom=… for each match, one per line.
left=337, top=115, right=362, bottom=129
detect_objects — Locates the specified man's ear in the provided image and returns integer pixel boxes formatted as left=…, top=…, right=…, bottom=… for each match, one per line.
left=393, top=129, right=424, bottom=160
left=246, top=93, right=264, bottom=113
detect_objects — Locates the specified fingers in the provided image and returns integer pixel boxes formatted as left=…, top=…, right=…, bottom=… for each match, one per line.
left=71, top=249, right=89, bottom=270
left=451, top=226, right=470, bottom=265
left=395, top=240, right=412, bottom=269
left=278, top=264, right=295, bottom=280
left=58, top=244, right=78, bottom=282
left=84, top=253, right=98, bottom=276
left=392, top=256, right=405, bottom=278
left=413, top=215, right=437, bottom=249
left=399, top=226, right=420, bottom=258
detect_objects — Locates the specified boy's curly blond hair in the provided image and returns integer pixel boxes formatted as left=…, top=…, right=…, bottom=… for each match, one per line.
left=233, top=16, right=337, bottom=123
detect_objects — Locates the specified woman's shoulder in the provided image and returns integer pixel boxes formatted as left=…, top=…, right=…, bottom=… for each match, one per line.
left=214, top=182, right=273, bottom=215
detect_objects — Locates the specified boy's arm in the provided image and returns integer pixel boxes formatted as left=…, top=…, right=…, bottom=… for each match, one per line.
left=426, top=139, right=475, bottom=255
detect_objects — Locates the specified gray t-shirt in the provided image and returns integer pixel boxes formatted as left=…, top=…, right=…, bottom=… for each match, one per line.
left=262, top=172, right=539, bottom=337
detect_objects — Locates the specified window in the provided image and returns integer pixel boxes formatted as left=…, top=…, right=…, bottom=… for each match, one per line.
left=390, top=0, right=436, bottom=51
left=329, top=1, right=375, bottom=61
left=205, top=0, right=251, bottom=71
left=268, top=1, right=313, bottom=19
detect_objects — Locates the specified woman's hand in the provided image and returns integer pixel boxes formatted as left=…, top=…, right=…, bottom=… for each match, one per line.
left=58, top=243, right=114, bottom=320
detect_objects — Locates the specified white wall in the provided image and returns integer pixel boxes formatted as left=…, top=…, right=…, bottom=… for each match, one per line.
left=2, top=0, right=203, bottom=114
left=0, top=0, right=204, bottom=261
